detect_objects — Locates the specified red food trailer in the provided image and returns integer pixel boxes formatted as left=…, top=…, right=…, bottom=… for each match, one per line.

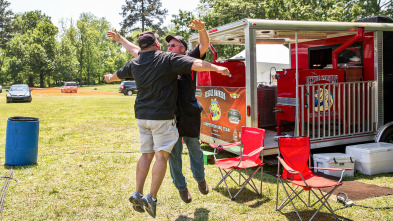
left=189, top=17, right=393, bottom=155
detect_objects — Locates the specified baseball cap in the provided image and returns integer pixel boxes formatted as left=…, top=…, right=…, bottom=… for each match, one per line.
left=165, top=35, right=188, bottom=50
left=138, top=31, right=159, bottom=49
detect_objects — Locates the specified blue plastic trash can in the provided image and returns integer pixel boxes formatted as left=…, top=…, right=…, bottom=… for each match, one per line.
left=5, top=117, right=39, bottom=166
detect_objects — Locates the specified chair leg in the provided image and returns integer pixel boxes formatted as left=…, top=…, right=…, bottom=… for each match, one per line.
left=309, top=189, right=323, bottom=207
left=242, top=168, right=262, bottom=195
left=276, top=175, right=280, bottom=210
left=213, top=168, right=235, bottom=189
left=309, top=187, right=341, bottom=221
left=276, top=178, right=304, bottom=221
left=260, top=166, right=263, bottom=196
left=214, top=168, right=235, bottom=199
left=215, top=166, right=264, bottom=200
left=280, top=182, right=309, bottom=208
left=238, top=169, right=241, bottom=187
left=232, top=167, right=262, bottom=199
left=227, top=169, right=240, bottom=185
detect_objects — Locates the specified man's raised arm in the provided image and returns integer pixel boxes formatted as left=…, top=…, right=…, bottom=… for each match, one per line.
left=107, top=29, right=140, bottom=57
left=189, top=19, right=209, bottom=57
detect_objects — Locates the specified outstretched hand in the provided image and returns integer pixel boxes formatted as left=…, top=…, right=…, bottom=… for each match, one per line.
left=189, top=19, right=206, bottom=31
left=216, top=66, right=230, bottom=77
left=104, top=74, right=113, bottom=83
left=107, top=29, right=121, bottom=42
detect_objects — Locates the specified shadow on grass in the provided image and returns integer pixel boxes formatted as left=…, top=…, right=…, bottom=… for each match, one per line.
left=213, top=186, right=270, bottom=206
left=278, top=209, right=349, bottom=221
left=175, top=208, right=210, bottom=221
left=3, top=164, right=38, bottom=170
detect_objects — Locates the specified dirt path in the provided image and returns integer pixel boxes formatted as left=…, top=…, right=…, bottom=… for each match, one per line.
left=32, top=87, right=119, bottom=96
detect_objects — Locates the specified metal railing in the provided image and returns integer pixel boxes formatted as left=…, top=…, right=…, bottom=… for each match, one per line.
left=298, top=81, right=376, bottom=140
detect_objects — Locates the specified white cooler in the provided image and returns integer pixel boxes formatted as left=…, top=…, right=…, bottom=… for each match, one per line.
left=346, top=142, right=393, bottom=175
left=313, top=153, right=355, bottom=177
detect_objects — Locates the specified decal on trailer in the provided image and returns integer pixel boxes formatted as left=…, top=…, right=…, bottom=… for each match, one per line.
left=314, top=88, right=334, bottom=112
left=198, top=86, right=246, bottom=143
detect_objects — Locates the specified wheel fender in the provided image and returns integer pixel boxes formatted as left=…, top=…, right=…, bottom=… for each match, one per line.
left=375, top=122, right=393, bottom=142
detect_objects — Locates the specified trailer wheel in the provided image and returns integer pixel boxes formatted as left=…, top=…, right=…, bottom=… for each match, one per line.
left=380, top=127, right=393, bottom=143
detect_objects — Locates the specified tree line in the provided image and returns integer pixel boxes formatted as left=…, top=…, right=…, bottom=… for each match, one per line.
left=0, top=0, right=391, bottom=87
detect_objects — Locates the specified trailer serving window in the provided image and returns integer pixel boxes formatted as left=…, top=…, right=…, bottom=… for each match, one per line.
left=309, top=42, right=363, bottom=69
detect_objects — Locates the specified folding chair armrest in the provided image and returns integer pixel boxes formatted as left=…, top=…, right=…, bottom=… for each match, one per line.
left=209, top=141, right=242, bottom=149
left=311, top=167, right=352, bottom=171
left=242, top=146, right=264, bottom=157
left=311, top=167, right=352, bottom=183
left=277, top=157, right=300, bottom=175
left=278, top=156, right=310, bottom=186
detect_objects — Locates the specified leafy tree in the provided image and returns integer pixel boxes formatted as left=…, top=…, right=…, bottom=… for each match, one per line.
left=6, top=33, right=28, bottom=84
left=68, top=13, right=129, bottom=85
left=74, top=13, right=99, bottom=85
left=120, top=0, right=168, bottom=35
left=0, top=0, right=13, bottom=84
left=8, top=11, right=57, bottom=87
left=172, top=0, right=393, bottom=60
left=0, top=0, right=13, bottom=48
left=347, top=0, right=393, bottom=19
left=56, top=33, right=78, bottom=84
left=199, top=0, right=393, bottom=27
left=168, top=10, right=196, bottom=40
left=199, top=0, right=264, bottom=26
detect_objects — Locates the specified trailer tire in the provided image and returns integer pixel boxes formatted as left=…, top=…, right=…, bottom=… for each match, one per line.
left=379, top=126, right=393, bottom=143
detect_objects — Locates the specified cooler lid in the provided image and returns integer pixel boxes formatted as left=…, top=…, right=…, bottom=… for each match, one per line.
left=346, top=142, right=393, bottom=153
left=313, top=153, right=356, bottom=163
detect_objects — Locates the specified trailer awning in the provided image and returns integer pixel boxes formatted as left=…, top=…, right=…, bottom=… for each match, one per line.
left=189, top=18, right=393, bottom=47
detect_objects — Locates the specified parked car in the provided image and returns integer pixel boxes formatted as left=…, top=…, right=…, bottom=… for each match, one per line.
left=119, top=81, right=138, bottom=96
left=61, top=81, right=78, bottom=93
left=0, top=85, right=2, bottom=93
left=6, top=84, right=32, bottom=103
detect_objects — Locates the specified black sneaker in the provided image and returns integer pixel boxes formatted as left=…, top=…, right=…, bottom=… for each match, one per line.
left=198, top=180, right=209, bottom=195
left=142, top=194, right=157, bottom=218
left=179, top=188, right=192, bottom=203
left=129, top=191, right=145, bottom=213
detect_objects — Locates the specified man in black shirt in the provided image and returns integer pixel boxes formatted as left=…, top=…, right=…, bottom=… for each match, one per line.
left=105, top=31, right=229, bottom=218
left=166, top=20, right=209, bottom=204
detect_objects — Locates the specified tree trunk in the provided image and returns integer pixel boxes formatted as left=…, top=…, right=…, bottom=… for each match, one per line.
left=141, top=0, right=145, bottom=31
left=28, top=76, right=34, bottom=87
left=79, top=51, right=83, bottom=85
left=40, top=73, right=44, bottom=88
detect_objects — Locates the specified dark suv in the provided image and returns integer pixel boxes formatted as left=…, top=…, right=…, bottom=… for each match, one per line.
left=119, top=81, right=138, bottom=96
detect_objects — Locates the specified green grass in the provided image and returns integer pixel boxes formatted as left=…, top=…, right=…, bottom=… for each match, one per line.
left=81, top=83, right=121, bottom=92
left=0, top=84, right=392, bottom=220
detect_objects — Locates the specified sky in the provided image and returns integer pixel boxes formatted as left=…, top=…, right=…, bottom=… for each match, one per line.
left=9, top=0, right=201, bottom=30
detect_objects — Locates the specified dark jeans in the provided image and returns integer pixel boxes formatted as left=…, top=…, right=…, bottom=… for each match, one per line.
left=168, top=136, right=205, bottom=191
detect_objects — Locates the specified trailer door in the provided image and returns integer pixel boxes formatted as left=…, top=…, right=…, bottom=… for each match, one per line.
left=384, top=31, right=393, bottom=124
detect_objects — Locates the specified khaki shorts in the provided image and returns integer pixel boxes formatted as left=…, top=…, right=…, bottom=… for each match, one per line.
left=137, top=119, right=179, bottom=153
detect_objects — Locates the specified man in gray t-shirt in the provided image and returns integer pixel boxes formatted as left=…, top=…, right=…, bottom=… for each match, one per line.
left=105, top=31, right=230, bottom=218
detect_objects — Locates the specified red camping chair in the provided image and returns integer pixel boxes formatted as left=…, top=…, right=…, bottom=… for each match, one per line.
left=276, top=137, right=352, bottom=220
left=209, top=126, right=265, bottom=200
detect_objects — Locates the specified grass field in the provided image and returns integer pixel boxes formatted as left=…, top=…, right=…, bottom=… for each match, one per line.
left=0, top=84, right=392, bottom=220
